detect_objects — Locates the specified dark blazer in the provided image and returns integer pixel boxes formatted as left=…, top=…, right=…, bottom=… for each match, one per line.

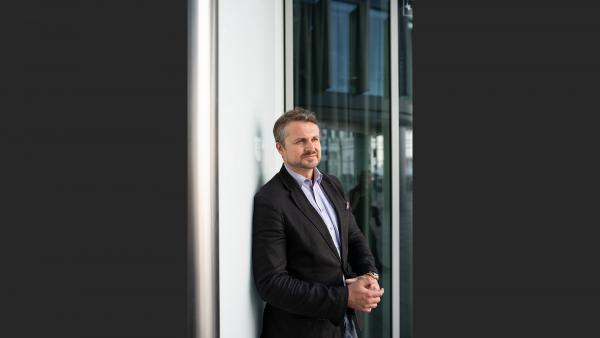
left=252, top=165, right=378, bottom=338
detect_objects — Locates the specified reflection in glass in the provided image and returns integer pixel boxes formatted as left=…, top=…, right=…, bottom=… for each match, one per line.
left=293, top=0, right=391, bottom=337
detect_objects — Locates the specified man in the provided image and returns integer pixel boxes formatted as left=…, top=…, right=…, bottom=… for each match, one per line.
left=252, top=108, right=384, bottom=338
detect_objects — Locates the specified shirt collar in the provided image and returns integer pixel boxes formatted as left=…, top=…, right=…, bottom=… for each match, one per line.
left=284, top=163, right=323, bottom=187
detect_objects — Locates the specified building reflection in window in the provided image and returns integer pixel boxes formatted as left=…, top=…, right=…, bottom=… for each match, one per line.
left=293, top=0, right=392, bottom=337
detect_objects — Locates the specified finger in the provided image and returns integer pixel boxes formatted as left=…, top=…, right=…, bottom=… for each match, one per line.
left=368, top=283, right=380, bottom=290
left=368, top=290, right=383, bottom=298
left=373, top=289, right=383, bottom=297
left=365, top=298, right=380, bottom=306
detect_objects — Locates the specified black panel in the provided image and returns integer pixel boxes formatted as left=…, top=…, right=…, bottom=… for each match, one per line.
left=1, top=1, right=189, bottom=337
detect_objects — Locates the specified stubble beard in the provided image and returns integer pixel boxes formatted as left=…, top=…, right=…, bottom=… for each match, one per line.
left=287, top=152, right=320, bottom=172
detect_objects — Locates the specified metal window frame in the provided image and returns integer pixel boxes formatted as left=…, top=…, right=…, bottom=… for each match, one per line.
left=189, top=0, right=219, bottom=337
left=285, top=0, right=294, bottom=111
left=390, top=2, right=401, bottom=338
left=284, top=0, right=402, bottom=337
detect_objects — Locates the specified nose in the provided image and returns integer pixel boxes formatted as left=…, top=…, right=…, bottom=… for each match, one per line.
left=306, top=142, right=317, bottom=153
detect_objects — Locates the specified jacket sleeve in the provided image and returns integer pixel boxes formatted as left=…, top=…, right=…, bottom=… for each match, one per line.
left=252, top=193, right=348, bottom=325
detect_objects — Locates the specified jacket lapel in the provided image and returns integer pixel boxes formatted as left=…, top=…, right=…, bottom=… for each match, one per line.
left=289, top=189, right=342, bottom=262
left=320, top=176, right=349, bottom=268
left=279, top=165, right=341, bottom=262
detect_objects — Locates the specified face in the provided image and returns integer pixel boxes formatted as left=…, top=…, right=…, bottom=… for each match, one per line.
left=276, top=121, right=321, bottom=176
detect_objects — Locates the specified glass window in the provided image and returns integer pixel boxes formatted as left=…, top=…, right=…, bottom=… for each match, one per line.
left=293, top=0, right=392, bottom=336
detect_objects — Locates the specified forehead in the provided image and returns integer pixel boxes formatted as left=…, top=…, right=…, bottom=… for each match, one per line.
left=284, top=121, right=320, bottom=138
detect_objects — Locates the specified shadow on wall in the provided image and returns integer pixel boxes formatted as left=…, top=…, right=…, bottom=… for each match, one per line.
left=250, top=122, right=266, bottom=337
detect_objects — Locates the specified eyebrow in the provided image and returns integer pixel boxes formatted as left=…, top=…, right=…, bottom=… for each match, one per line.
left=293, top=136, right=319, bottom=142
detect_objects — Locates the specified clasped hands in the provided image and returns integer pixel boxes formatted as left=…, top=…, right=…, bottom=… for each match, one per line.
left=346, top=274, right=384, bottom=313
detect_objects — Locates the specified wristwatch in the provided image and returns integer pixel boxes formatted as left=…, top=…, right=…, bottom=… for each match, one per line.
left=365, top=271, right=379, bottom=281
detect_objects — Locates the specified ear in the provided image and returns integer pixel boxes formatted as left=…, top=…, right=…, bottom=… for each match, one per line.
left=276, top=142, right=285, bottom=156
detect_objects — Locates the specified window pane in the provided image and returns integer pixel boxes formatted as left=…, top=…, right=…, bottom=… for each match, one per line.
left=293, top=0, right=392, bottom=337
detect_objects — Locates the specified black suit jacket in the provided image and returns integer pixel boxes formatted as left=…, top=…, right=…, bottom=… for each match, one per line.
left=252, top=165, right=378, bottom=338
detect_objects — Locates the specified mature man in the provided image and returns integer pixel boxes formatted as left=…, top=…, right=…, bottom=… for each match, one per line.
left=252, top=108, right=384, bottom=338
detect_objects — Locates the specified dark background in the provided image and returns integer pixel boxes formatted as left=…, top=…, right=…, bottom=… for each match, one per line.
left=1, top=1, right=189, bottom=337
left=2, top=0, right=599, bottom=337
left=414, top=1, right=600, bottom=337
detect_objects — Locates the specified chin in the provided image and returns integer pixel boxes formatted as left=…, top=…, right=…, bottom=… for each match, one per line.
left=302, top=160, right=319, bottom=168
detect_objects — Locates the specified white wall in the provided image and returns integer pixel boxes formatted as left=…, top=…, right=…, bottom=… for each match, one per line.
left=218, top=1, right=284, bottom=337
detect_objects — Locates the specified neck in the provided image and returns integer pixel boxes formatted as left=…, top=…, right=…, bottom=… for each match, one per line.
left=285, top=163, right=314, bottom=180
